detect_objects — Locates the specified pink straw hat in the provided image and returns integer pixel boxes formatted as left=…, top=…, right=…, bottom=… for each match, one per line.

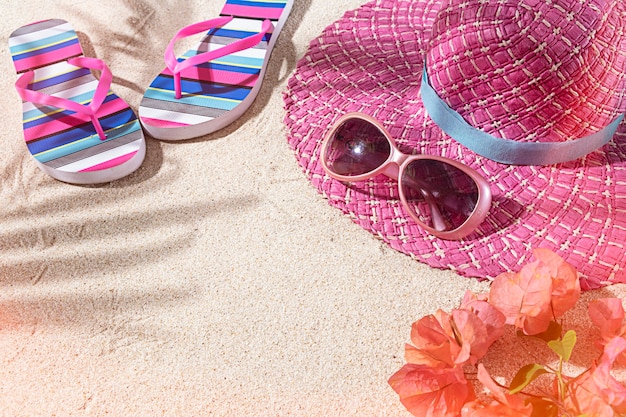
left=283, top=0, right=626, bottom=290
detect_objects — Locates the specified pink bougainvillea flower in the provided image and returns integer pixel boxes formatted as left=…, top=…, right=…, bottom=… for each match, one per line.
left=461, top=364, right=533, bottom=417
left=405, top=303, right=505, bottom=368
left=588, top=298, right=626, bottom=344
left=564, top=337, right=626, bottom=416
left=450, top=308, right=496, bottom=366
left=533, top=248, right=580, bottom=317
left=406, top=310, right=456, bottom=368
left=459, top=291, right=506, bottom=348
left=488, top=249, right=579, bottom=335
left=588, top=299, right=626, bottom=365
left=488, top=268, right=553, bottom=335
left=391, top=249, right=626, bottom=417
left=388, top=363, right=474, bottom=417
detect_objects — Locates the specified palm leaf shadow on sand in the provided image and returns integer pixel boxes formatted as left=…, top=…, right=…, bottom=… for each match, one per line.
left=0, top=1, right=311, bottom=333
left=0, top=194, right=261, bottom=285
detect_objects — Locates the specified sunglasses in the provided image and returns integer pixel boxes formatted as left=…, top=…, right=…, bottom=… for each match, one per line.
left=320, top=113, right=492, bottom=240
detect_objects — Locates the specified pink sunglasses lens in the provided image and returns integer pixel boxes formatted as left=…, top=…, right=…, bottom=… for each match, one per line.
left=401, top=159, right=480, bottom=232
left=324, top=118, right=390, bottom=176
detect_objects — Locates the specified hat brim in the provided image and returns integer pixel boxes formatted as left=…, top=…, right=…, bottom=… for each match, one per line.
left=282, top=0, right=626, bottom=290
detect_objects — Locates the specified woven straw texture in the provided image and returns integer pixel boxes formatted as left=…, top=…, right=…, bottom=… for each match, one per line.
left=428, top=0, right=626, bottom=142
left=283, top=0, right=626, bottom=290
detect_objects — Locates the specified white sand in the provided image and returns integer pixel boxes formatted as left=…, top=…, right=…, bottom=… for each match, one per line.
left=1, top=1, right=624, bottom=415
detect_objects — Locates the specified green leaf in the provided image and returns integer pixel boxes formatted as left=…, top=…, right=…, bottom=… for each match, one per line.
left=509, top=363, right=549, bottom=394
left=527, top=397, right=558, bottom=417
left=547, top=330, right=577, bottom=362
left=519, top=321, right=562, bottom=343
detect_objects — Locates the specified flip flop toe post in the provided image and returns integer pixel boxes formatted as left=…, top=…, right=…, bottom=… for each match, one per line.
left=9, top=19, right=146, bottom=184
left=139, top=0, right=294, bottom=140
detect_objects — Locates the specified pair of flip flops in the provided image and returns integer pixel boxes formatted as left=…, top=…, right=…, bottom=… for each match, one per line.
left=9, top=0, right=293, bottom=184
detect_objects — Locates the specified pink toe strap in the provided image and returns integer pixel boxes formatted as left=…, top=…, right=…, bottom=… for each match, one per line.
left=164, top=16, right=274, bottom=99
left=15, top=57, right=113, bottom=140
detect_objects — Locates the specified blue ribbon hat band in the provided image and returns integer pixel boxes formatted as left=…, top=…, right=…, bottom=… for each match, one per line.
left=421, top=67, right=624, bottom=165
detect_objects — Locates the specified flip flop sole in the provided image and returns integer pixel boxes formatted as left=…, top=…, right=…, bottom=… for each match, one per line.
left=10, top=19, right=146, bottom=184
left=139, top=0, right=294, bottom=140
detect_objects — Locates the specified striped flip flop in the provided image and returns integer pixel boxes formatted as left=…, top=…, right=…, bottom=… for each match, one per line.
left=139, top=0, right=294, bottom=140
left=9, top=19, right=146, bottom=185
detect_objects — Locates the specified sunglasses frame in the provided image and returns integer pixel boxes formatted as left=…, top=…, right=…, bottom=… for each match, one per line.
left=320, top=112, right=492, bottom=240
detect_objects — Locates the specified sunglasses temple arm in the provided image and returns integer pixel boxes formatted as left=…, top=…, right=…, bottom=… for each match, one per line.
left=420, top=191, right=450, bottom=232
left=401, top=176, right=451, bottom=232
left=429, top=204, right=449, bottom=231
left=381, top=163, right=451, bottom=230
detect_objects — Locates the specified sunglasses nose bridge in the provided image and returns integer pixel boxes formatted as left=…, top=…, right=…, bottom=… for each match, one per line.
left=389, top=147, right=408, bottom=165
left=379, top=147, right=407, bottom=180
